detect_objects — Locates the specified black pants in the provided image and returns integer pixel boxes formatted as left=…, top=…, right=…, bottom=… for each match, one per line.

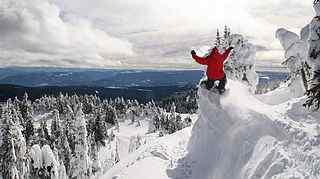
left=201, top=75, right=227, bottom=92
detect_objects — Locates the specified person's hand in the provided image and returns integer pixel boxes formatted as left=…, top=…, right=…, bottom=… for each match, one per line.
left=228, top=46, right=234, bottom=50
left=191, top=50, right=196, bottom=55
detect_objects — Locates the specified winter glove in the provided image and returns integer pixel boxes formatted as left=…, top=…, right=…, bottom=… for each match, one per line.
left=228, top=47, right=234, bottom=51
left=191, top=50, right=196, bottom=55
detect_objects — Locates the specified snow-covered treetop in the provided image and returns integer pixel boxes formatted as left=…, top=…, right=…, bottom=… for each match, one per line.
left=276, top=28, right=308, bottom=62
left=276, top=27, right=309, bottom=78
left=314, top=0, right=320, bottom=16
left=229, top=34, right=256, bottom=66
left=276, top=28, right=300, bottom=50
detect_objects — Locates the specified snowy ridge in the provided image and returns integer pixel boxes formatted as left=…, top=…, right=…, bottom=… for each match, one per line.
left=102, top=80, right=320, bottom=179
left=177, top=81, right=285, bottom=179
left=184, top=81, right=320, bottom=179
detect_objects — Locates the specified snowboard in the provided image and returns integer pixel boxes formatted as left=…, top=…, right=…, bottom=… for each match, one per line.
left=210, top=87, right=229, bottom=95
left=199, top=83, right=229, bottom=95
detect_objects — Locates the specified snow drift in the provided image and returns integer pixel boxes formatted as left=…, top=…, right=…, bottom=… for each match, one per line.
left=170, top=81, right=286, bottom=179
left=168, top=79, right=320, bottom=179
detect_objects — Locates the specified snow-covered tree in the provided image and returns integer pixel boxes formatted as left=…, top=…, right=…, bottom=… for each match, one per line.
left=0, top=91, right=189, bottom=178
left=50, top=110, right=62, bottom=148
left=183, top=116, right=193, bottom=127
left=30, top=144, right=63, bottom=179
left=305, top=0, right=320, bottom=110
left=92, top=111, right=108, bottom=146
left=20, top=93, right=33, bottom=119
left=105, top=105, right=117, bottom=128
left=23, top=114, right=34, bottom=145
left=0, top=107, right=27, bottom=179
left=223, top=25, right=231, bottom=48
left=65, top=105, right=77, bottom=153
left=35, top=118, right=50, bottom=147
left=70, top=104, right=91, bottom=178
left=30, top=144, right=42, bottom=177
left=215, top=29, right=222, bottom=47
left=87, top=133, right=102, bottom=176
left=276, top=28, right=309, bottom=97
left=57, top=130, right=72, bottom=177
left=224, top=33, right=259, bottom=92
left=41, top=145, right=59, bottom=178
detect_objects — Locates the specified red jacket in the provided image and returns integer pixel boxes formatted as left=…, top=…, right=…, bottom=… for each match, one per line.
left=192, top=47, right=232, bottom=80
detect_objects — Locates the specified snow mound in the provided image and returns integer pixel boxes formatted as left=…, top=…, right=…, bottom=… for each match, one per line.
left=171, top=81, right=285, bottom=179
left=257, top=81, right=305, bottom=105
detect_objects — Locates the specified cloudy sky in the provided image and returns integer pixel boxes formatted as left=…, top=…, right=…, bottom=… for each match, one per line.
left=0, top=0, right=315, bottom=69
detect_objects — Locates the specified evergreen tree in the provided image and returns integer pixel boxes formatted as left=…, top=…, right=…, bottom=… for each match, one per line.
left=215, top=29, right=222, bottom=47
left=70, top=104, right=91, bottom=178
left=88, top=134, right=101, bottom=175
left=184, top=116, right=193, bottom=127
left=105, top=106, right=117, bottom=126
left=18, top=93, right=36, bottom=145
left=50, top=110, right=62, bottom=149
left=301, top=62, right=312, bottom=90
left=0, top=110, right=17, bottom=179
left=305, top=71, right=320, bottom=110
left=0, top=107, right=27, bottom=179
left=223, top=25, right=231, bottom=47
left=305, top=1, right=320, bottom=110
left=20, top=93, right=33, bottom=121
left=23, top=115, right=34, bottom=145
left=59, top=129, right=72, bottom=177
left=276, top=28, right=309, bottom=99
left=65, top=105, right=77, bottom=153
left=36, top=119, right=50, bottom=147
left=93, top=112, right=107, bottom=146
left=224, top=33, right=258, bottom=92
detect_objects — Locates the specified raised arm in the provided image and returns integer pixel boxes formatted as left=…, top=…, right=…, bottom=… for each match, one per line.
left=222, top=47, right=234, bottom=61
left=191, top=50, right=208, bottom=65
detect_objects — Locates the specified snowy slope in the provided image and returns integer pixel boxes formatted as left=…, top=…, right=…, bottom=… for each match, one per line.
left=103, top=127, right=193, bottom=179
left=102, top=80, right=320, bottom=179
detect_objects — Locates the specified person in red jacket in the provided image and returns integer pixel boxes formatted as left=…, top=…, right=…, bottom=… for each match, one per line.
left=191, top=46, right=233, bottom=94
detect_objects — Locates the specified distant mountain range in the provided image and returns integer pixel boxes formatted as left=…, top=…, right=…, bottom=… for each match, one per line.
left=0, top=84, right=194, bottom=103
left=0, top=67, right=203, bottom=87
left=0, top=67, right=287, bottom=88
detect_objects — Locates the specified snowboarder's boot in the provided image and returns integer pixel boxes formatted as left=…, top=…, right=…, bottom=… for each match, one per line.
left=218, top=88, right=226, bottom=95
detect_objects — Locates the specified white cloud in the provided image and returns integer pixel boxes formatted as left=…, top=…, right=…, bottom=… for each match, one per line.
left=0, top=0, right=316, bottom=68
left=56, top=0, right=315, bottom=66
left=0, top=0, right=134, bottom=67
